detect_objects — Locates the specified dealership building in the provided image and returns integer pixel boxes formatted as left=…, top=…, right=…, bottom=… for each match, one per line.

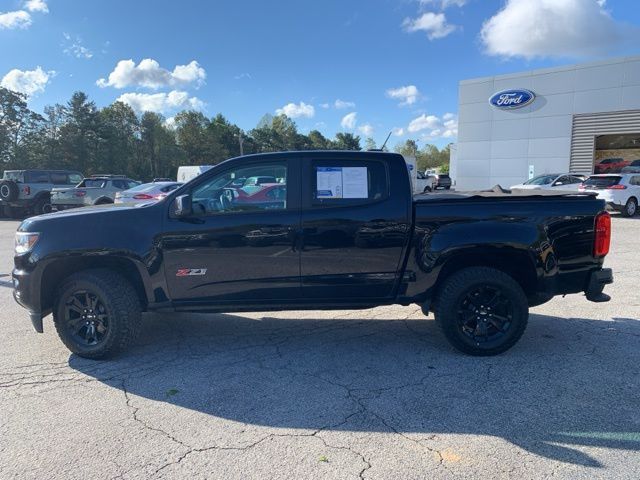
left=451, top=55, right=640, bottom=191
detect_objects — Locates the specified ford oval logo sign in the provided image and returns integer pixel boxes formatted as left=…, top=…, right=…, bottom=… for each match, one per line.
left=489, top=89, right=535, bottom=109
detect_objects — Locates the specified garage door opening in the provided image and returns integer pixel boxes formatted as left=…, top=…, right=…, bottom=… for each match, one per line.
left=594, top=133, right=640, bottom=173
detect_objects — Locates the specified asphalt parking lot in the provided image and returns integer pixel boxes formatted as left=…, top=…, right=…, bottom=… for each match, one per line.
left=1, top=216, right=639, bottom=480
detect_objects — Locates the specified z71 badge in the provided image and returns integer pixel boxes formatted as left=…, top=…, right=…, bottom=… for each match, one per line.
left=176, top=268, right=208, bottom=277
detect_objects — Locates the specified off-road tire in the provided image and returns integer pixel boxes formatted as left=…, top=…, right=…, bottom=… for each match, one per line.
left=32, top=195, right=52, bottom=216
left=53, top=269, right=142, bottom=359
left=0, top=180, right=18, bottom=201
left=434, top=266, right=529, bottom=356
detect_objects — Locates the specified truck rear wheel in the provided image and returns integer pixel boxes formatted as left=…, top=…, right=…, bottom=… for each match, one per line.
left=53, top=269, right=142, bottom=359
left=434, top=267, right=528, bottom=356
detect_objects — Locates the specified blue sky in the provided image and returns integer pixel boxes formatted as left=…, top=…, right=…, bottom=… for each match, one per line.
left=1, top=0, right=639, bottom=147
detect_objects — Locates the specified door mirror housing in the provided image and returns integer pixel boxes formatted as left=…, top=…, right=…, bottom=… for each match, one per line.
left=173, top=194, right=193, bottom=217
left=554, top=181, right=564, bottom=186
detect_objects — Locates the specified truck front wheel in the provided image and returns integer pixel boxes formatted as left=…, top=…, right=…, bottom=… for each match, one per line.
left=434, top=267, right=528, bottom=356
left=53, top=269, right=142, bottom=359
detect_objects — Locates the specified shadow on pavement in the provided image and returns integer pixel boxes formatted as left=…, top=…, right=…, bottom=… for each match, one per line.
left=69, top=312, right=640, bottom=467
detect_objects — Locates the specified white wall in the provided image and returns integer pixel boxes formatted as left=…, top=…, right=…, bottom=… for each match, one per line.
left=454, top=55, right=640, bottom=191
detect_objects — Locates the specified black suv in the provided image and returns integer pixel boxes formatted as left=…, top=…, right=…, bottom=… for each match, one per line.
left=0, top=169, right=84, bottom=218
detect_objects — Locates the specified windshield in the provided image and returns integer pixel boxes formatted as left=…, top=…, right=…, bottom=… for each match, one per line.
left=524, top=174, right=557, bottom=185
left=584, top=176, right=621, bottom=188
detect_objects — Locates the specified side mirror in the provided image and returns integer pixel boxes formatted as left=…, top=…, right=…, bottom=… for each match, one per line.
left=554, top=181, right=564, bottom=186
left=173, top=194, right=192, bottom=217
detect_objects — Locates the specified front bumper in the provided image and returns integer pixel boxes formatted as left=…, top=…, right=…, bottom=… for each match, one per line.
left=13, top=261, right=46, bottom=333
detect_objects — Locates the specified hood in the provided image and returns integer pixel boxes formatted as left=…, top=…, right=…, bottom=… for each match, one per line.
left=19, top=202, right=156, bottom=232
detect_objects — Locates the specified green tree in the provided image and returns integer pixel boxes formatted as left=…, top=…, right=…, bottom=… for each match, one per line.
left=364, top=137, right=377, bottom=151
left=394, top=140, right=419, bottom=158
left=174, top=111, right=210, bottom=165
left=97, top=101, right=139, bottom=176
left=0, top=87, right=44, bottom=168
left=333, top=132, right=361, bottom=151
left=307, top=130, right=331, bottom=150
left=59, top=92, right=100, bottom=175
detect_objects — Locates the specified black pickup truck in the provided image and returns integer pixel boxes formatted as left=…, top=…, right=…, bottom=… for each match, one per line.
left=13, top=151, right=613, bottom=359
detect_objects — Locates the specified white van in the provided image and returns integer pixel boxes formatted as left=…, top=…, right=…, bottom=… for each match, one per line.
left=176, top=165, right=213, bottom=183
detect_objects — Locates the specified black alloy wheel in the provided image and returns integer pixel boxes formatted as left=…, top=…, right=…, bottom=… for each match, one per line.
left=457, top=285, right=513, bottom=345
left=64, top=290, right=110, bottom=347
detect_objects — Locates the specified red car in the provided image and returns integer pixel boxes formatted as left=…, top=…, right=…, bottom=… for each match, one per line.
left=230, top=183, right=287, bottom=207
left=595, top=158, right=630, bottom=174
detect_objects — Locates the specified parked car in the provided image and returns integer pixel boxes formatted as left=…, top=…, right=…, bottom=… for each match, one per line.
left=621, top=160, right=640, bottom=173
left=426, top=173, right=452, bottom=190
left=594, top=158, right=630, bottom=174
left=580, top=173, right=640, bottom=217
left=415, top=170, right=437, bottom=193
left=115, top=181, right=183, bottom=204
left=14, top=151, right=613, bottom=359
left=51, top=175, right=140, bottom=210
left=0, top=169, right=84, bottom=218
left=511, top=173, right=586, bottom=191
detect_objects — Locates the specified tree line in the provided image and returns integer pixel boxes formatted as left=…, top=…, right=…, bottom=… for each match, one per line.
left=0, top=87, right=451, bottom=181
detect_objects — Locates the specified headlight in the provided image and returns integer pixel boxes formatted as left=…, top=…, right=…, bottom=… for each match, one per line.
left=15, top=232, right=40, bottom=254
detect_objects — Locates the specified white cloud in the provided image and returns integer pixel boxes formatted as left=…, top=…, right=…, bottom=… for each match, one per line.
left=164, top=116, right=176, bottom=130
left=358, top=124, right=374, bottom=136
left=25, top=0, right=48, bottom=13
left=116, top=90, right=205, bottom=114
left=97, top=59, right=206, bottom=89
left=341, top=112, right=357, bottom=130
left=480, top=0, right=635, bottom=59
left=407, top=113, right=458, bottom=138
left=392, top=127, right=405, bottom=136
left=63, top=33, right=93, bottom=59
left=1, top=66, right=53, bottom=97
left=334, top=99, right=356, bottom=109
left=275, top=101, right=315, bottom=119
left=319, top=103, right=330, bottom=109
left=386, top=85, right=420, bottom=106
left=403, top=12, right=457, bottom=40
left=0, top=10, right=31, bottom=29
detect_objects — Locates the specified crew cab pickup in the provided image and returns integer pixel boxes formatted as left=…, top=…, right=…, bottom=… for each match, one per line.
left=51, top=175, right=140, bottom=210
left=13, top=151, right=613, bottom=359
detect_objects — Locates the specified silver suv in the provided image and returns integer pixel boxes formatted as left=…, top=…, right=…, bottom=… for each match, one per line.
left=51, top=175, right=140, bottom=210
left=0, top=169, right=84, bottom=218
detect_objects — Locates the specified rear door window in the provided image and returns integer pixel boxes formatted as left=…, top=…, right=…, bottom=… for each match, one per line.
left=26, top=171, right=50, bottom=183
left=310, top=159, right=388, bottom=207
left=50, top=172, right=69, bottom=185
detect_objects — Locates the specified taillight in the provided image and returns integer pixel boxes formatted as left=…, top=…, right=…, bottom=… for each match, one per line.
left=22, top=186, right=30, bottom=195
left=594, top=212, right=611, bottom=257
left=133, top=193, right=154, bottom=200
left=607, top=184, right=626, bottom=190
left=578, top=184, right=585, bottom=190
left=75, top=191, right=86, bottom=197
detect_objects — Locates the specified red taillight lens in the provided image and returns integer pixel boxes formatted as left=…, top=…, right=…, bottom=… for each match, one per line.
left=578, top=184, right=585, bottom=190
left=133, top=193, right=154, bottom=200
left=607, top=184, right=626, bottom=190
left=75, top=191, right=86, bottom=197
left=594, top=212, right=611, bottom=257
left=22, top=186, right=30, bottom=195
